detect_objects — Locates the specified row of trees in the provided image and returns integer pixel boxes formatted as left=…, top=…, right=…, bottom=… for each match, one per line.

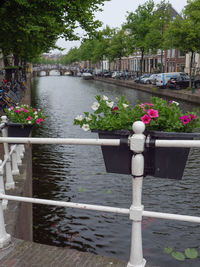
left=0, top=0, right=109, bottom=77
left=60, top=0, right=200, bottom=81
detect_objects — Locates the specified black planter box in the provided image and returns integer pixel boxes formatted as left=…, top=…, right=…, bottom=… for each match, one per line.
left=7, top=122, right=32, bottom=137
left=94, top=130, right=199, bottom=180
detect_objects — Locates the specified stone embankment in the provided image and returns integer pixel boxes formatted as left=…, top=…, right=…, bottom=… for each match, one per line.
left=94, top=77, right=200, bottom=105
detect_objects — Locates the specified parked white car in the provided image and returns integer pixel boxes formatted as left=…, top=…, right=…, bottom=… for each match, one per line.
left=141, top=74, right=159, bottom=84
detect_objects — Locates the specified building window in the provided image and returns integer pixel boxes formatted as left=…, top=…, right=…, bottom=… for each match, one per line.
left=167, top=49, right=171, bottom=58
left=171, top=49, right=175, bottom=58
left=178, top=50, right=185, bottom=58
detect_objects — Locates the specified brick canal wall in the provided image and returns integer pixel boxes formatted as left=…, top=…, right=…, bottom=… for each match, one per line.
left=3, top=74, right=33, bottom=241
left=94, top=77, right=200, bottom=105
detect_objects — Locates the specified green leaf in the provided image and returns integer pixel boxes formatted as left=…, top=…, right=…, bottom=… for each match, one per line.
left=184, top=248, right=198, bottom=259
left=172, top=251, right=185, bottom=261
left=106, top=190, right=112, bottom=194
left=78, top=187, right=86, bottom=192
left=163, top=247, right=173, bottom=254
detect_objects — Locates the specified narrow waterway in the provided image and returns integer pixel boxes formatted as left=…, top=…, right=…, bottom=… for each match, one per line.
left=31, top=74, right=200, bottom=267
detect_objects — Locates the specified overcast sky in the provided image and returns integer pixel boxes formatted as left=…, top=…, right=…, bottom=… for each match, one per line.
left=53, top=0, right=188, bottom=54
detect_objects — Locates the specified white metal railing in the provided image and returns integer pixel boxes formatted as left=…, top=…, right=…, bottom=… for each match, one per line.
left=0, top=116, right=200, bottom=267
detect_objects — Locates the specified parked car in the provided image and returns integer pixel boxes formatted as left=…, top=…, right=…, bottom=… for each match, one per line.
left=141, top=74, right=159, bottom=84
left=166, top=75, right=191, bottom=90
left=119, top=71, right=132, bottom=80
left=112, top=71, right=121, bottom=79
left=135, top=74, right=151, bottom=83
left=140, top=74, right=157, bottom=84
left=102, top=71, right=112, bottom=78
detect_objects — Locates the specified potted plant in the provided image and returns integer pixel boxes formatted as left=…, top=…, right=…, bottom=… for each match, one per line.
left=74, top=95, right=200, bottom=179
left=4, top=104, right=45, bottom=137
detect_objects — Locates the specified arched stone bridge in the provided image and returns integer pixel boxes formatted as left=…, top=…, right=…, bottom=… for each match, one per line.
left=32, top=65, right=77, bottom=77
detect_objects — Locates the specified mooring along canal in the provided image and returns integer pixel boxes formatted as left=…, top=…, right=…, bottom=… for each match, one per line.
left=31, top=73, right=200, bottom=267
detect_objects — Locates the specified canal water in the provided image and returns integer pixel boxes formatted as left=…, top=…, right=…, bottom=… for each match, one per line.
left=31, top=73, right=200, bottom=267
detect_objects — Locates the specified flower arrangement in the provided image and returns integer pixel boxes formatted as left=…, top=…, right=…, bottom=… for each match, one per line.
left=74, top=95, right=200, bottom=133
left=4, top=104, right=45, bottom=125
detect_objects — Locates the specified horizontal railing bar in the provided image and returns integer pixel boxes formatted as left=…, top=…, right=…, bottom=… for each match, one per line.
left=0, top=137, right=120, bottom=146
left=155, top=140, right=200, bottom=148
left=0, top=194, right=129, bottom=214
left=1, top=137, right=200, bottom=148
left=143, top=211, right=200, bottom=223
left=1, top=194, right=200, bottom=224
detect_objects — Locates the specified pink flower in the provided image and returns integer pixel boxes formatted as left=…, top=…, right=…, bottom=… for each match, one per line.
left=10, top=106, right=13, bottom=110
left=20, top=108, right=24, bottom=111
left=26, top=116, right=31, bottom=121
left=189, top=114, right=197, bottom=120
left=33, top=108, right=37, bottom=112
left=14, top=110, right=20, bottom=113
left=112, top=106, right=119, bottom=112
left=179, top=115, right=191, bottom=125
left=147, top=109, right=159, bottom=118
left=24, top=109, right=28, bottom=113
left=143, top=103, right=153, bottom=107
left=139, top=103, right=153, bottom=111
left=141, top=114, right=151, bottom=124
left=36, top=118, right=44, bottom=125
left=139, top=104, right=146, bottom=111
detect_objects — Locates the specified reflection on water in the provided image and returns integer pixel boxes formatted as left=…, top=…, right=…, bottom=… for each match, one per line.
left=32, top=76, right=200, bottom=266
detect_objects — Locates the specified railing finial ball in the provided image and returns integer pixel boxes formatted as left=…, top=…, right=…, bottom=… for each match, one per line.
left=132, top=121, right=145, bottom=134
left=1, top=116, right=7, bottom=123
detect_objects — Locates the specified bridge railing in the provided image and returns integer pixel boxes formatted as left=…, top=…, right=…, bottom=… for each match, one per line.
left=0, top=120, right=200, bottom=267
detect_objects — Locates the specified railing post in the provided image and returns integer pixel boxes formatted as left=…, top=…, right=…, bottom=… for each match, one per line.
left=0, top=195, right=11, bottom=248
left=11, top=145, right=20, bottom=176
left=16, top=146, right=22, bottom=166
left=127, top=121, right=146, bottom=267
left=19, top=144, right=25, bottom=158
left=0, top=162, right=8, bottom=210
left=1, top=116, right=15, bottom=190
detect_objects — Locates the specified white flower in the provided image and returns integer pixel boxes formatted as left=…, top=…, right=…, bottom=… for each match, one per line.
left=82, top=124, right=90, bottom=131
left=102, top=95, right=108, bottom=101
left=15, top=106, right=20, bottom=109
left=34, top=111, right=38, bottom=114
left=85, top=116, right=91, bottom=122
left=75, top=115, right=83, bottom=121
left=35, top=115, right=38, bottom=118
left=172, top=101, right=179, bottom=106
left=38, top=109, right=41, bottom=111
left=91, top=102, right=100, bottom=111
left=106, top=101, right=114, bottom=108
left=28, top=121, right=32, bottom=124
left=122, top=104, right=129, bottom=108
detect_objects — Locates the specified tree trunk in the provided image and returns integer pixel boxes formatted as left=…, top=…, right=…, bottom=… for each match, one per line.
left=161, top=49, right=163, bottom=73
left=3, top=56, right=12, bottom=82
left=189, top=51, right=194, bottom=88
left=140, top=49, right=144, bottom=76
left=14, top=54, right=20, bottom=81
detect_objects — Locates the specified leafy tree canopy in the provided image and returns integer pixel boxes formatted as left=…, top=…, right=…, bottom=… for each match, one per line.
left=0, top=0, right=109, bottom=63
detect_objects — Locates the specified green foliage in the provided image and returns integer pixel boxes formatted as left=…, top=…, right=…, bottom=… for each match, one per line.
left=124, top=0, right=155, bottom=54
left=0, top=0, right=109, bottom=64
left=164, top=246, right=198, bottom=262
left=74, top=95, right=200, bottom=132
left=185, top=248, right=198, bottom=259
left=163, top=247, right=173, bottom=254
left=78, top=187, right=86, bottom=192
left=172, top=251, right=185, bottom=261
left=4, top=104, right=45, bottom=125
